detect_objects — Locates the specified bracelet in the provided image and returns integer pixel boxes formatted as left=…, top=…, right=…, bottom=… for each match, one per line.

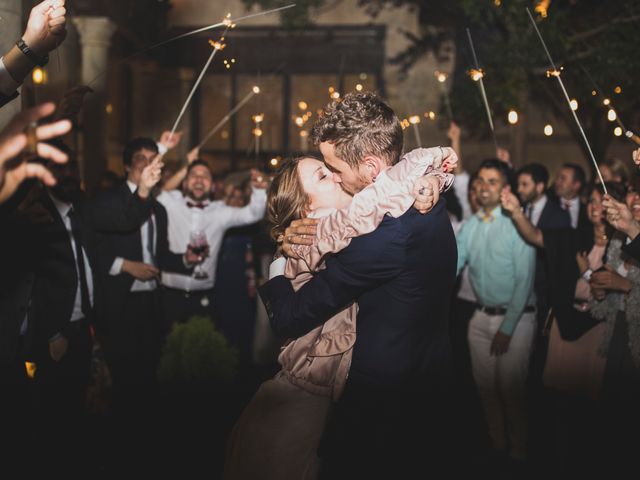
left=15, top=39, right=49, bottom=67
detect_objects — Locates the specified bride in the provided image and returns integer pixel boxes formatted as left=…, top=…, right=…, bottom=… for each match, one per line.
left=223, top=146, right=456, bottom=480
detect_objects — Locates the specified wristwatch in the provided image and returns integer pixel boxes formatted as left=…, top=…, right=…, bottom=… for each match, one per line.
left=16, top=38, right=49, bottom=67
left=582, top=268, right=593, bottom=281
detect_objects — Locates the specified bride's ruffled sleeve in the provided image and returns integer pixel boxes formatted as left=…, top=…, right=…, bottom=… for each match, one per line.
left=285, top=147, right=453, bottom=277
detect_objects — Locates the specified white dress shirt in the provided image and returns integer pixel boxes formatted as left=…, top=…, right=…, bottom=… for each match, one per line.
left=157, top=187, right=267, bottom=291
left=0, top=57, right=19, bottom=97
left=50, top=194, right=94, bottom=322
left=528, top=194, right=548, bottom=227
left=562, top=196, right=580, bottom=229
left=109, top=181, right=157, bottom=291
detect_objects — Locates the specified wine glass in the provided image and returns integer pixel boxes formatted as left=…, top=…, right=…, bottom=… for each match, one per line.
left=189, top=230, right=209, bottom=279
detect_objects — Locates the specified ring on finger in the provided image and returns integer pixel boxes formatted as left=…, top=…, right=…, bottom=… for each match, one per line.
left=418, top=186, right=426, bottom=195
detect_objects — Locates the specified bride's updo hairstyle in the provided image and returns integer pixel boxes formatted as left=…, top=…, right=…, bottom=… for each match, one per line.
left=267, top=156, right=312, bottom=242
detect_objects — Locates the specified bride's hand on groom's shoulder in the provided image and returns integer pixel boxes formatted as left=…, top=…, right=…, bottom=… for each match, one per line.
left=281, top=218, right=318, bottom=258
left=412, top=175, right=440, bottom=215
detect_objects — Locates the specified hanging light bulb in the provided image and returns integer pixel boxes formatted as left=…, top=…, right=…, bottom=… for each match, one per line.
left=544, top=124, right=553, bottom=136
left=614, top=127, right=623, bottom=137
left=608, top=109, right=617, bottom=122
left=508, top=110, right=519, bottom=125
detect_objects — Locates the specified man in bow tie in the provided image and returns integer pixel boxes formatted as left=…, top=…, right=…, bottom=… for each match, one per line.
left=455, top=158, right=536, bottom=466
left=155, top=134, right=267, bottom=334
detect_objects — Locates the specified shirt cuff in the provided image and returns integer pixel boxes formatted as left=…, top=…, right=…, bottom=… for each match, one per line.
left=156, top=142, right=169, bottom=156
left=0, top=57, right=20, bottom=96
left=269, top=257, right=287, bottom=279
left=110, top=257, right=124, bottom=276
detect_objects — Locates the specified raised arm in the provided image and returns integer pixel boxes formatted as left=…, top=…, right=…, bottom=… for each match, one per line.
left=500, top=188, right=544, bottom=248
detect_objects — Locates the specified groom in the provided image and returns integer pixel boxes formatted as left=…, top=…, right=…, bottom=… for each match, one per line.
left=258, top=92, right=458, bottom=478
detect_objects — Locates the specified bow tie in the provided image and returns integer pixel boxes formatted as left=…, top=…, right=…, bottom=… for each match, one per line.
left=187, top=202, right=206, bottom=209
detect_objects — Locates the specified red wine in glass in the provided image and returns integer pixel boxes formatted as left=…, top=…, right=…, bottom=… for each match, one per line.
left=189, top=230, right=209, bottom=279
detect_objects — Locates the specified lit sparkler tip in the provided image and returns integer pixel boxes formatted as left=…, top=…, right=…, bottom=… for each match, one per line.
left=468, top=69, right=484, bottom=82
left=546, top=69, right=561, bottom=78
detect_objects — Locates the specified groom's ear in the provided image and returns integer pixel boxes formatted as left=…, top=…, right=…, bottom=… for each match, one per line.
left=361, top=155, right=383, bottom=179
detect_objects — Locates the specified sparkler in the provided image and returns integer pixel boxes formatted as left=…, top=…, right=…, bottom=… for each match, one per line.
left=168, top=30, right=228, bottom=140
left=197, top=86, right=260, bottom=148
left=580, top=65, right=640, bottom=146
left=526, top=8, right=608, bottom=193
left=435, top=71, right=454, bottom=120
left=466, top=29, right=499, bottom=151
left=87, top=4, right=296, bottom=86
left=409, top=116, right=422, bottom=147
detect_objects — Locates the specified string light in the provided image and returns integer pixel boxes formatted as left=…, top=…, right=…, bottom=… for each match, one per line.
left=298, top=101, right=308, bottom=110
left=355, top=84, right=363, bottom=91
left=544, top=124, right=553, bottom=136
left=603, top=98, right=611, bottom=106
left=295, top=117, right=304, bottom=127
left=614, top=86, right=622, bottom=94
left=105, top=103, right=113, bottom=114
left=32, top=67, right=46, bottom=84
left=614, top=127, right=623, bottom=137
left=252, top=86, right=260, bottom=94
left=591, top=90, right=597, bottom=96
left=570, top=99, right=578, bottom=111
left=608, top=109, right=617, bottom=122
left=409, top=115, right=421, bottom=125
left=435, top=71, right=448, bottom=83
left=270, top=157, right=279, bottom=167
left=508, top=110, right=519, bottom=125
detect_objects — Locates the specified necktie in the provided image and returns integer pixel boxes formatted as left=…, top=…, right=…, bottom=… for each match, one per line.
left=525, top=204, right=532, bottom=220
left=67, top=207, right=91, bottom=320
left=562, top=200, right=571, bottom=211
left=146, top=214, right=156, bottom=266
left=187, top=201, right=206, bottom=209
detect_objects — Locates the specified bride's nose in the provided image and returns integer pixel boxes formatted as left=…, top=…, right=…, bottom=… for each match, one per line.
left=332, top=172, right=342, bottom=183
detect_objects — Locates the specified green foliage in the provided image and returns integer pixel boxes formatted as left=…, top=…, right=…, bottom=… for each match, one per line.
left=157, top=316, right=238, bottom=389
left=241, top=0, right=326, bottom=27
left=392, top=0, right=640, bottom=158
left=247, top=0, right=640, bottom=159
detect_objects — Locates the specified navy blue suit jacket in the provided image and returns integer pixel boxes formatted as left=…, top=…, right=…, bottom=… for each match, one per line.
left=259, top=199, right=457, bottom=390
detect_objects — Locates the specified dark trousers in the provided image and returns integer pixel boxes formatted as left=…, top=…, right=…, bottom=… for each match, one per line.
left=103, top=291, right=160, bottom=415
left=319, top=381, right=454, bottom=480
left=34, top=318, right=92, bottom=418
left=30, top=318, right=92, bottom=470
left=161, top=287, right=214, bottom=334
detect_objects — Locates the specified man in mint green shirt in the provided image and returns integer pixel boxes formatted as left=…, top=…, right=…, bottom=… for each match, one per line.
left=456, top=159, right=536, bottom=464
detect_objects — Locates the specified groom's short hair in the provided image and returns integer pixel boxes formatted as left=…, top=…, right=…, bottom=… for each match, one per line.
left=310, top=92, right=403, bottom=168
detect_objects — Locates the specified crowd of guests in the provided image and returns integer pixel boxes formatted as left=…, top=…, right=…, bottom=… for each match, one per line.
left=3, top=2, right=640, bottom=479
left=445, top=120, right=640, bottom=478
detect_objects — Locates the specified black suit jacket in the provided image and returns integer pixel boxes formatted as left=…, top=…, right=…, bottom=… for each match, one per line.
left=260, top=199, right=457, bottom=390
left=1, top=191, right=101, bottom=362
left=623, top=235, right=640, bottom=263
left=92, top=183, right=191, bottom=327
left=532, top=196, right=571, bottom=320
left=538, top=196, right=571, bottom=231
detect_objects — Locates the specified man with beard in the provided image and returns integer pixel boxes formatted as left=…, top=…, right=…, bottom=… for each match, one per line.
left=455, top=159, right=536, bottom=471
left=156, top=160, right=267, bottom=332
left=516, top=164, right=570, bottom=322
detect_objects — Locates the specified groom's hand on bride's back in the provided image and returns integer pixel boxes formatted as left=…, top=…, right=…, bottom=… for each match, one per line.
left=281, top=218, right=318, bottom=258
